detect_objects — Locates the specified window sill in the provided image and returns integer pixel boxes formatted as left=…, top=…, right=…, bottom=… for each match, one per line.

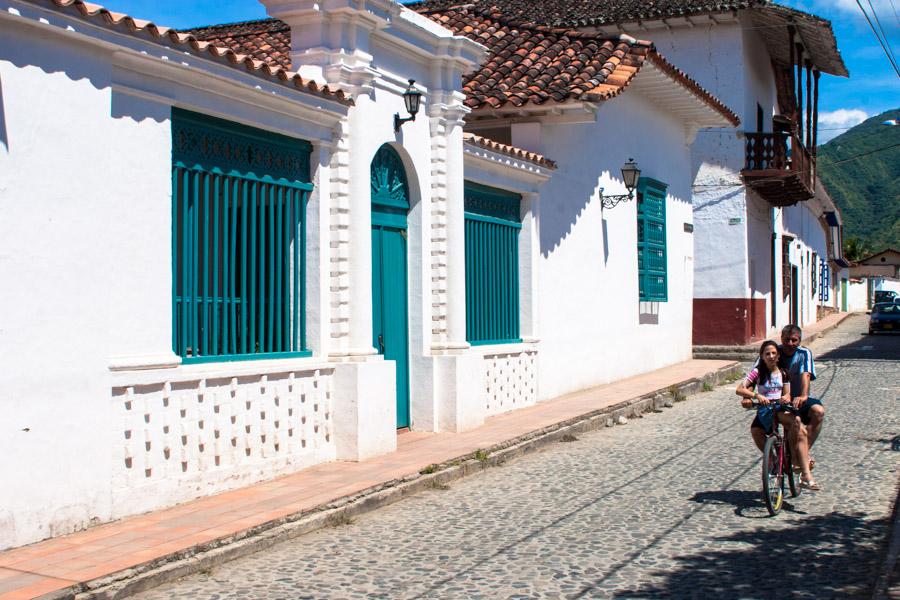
left=109, top=352, right=331, bottom=386
left=470, top=339, right=538, bottom=356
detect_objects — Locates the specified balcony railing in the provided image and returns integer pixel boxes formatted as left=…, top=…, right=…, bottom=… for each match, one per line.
left=742, top=132, right=815, bottom=204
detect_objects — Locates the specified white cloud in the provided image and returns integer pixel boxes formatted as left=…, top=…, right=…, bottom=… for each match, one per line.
left=817, top=108, right=869, bottom=143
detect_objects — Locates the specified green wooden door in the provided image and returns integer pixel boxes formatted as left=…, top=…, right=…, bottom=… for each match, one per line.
left=841, top=278, right=848, bottom=312
left=370, top=145, right=410, bottom=429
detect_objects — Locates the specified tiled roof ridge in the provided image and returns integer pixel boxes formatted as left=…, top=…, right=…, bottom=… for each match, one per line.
left=463, top=133, right=558, bottom=168
left=183, top=17, right=288, bottom=35
left=646, top=50, right=741, bottom=126
left=24, top=0, right=352, bottom=106
left=418, top=2, right=654, bottom=45
left=410, top=0, right=764, bottom=28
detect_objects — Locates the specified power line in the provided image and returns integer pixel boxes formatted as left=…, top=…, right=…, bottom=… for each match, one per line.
left=855, top=0, right=900, bottom=77
left=866, top=0, right=899, bottom=68
left=888, top=0, right=900, bottom=26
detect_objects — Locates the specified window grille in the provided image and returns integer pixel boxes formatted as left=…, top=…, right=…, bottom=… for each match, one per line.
left=782, top=237, right=793, bottom=300
left=464, top=182, right=522, bottom=345
left=811, top=252, right=818, bottom=295
left=171, top=109, right=312, bottom=363
left=637, top=178, right=668, bottom=302
left=819, top=257, right=830, bottom=302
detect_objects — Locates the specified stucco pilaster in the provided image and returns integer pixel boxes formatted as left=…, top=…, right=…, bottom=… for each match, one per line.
left=428, top=94, right=469, bottom=353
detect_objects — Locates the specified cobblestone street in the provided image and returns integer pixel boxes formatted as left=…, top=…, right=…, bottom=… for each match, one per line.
left=135, top=315, right=900, bottom=600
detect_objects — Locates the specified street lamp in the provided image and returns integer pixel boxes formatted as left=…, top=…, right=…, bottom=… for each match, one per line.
left=599, top=158, right=641, bottom=209
left=394, top=80, right=423, bottom=132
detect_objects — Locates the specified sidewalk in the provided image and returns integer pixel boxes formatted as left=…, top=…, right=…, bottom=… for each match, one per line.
left=693, top=310, right=856, bottom=360
left=0, top=359, right=741, bottom=600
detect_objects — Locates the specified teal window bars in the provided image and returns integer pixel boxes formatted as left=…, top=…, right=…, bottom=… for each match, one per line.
left=464, top=181, right=522, bottom=345
left=637, top=178, right=668, bottom=302
left=171, top=108, right=313, bottom=363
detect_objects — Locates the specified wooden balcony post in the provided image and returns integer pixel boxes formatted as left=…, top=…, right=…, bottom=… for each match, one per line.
left=796, top=43, right=804, bottom=144
left=805, top=60, right=813, bottom=150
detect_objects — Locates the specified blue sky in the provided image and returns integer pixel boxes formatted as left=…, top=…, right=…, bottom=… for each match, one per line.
left=100, top=0, right=898, bottom=142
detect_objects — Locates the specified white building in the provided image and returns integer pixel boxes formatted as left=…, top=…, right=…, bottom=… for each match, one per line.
left=0, top=0, right=734, bottom=549
left=418, top=0, right=851, bottom=345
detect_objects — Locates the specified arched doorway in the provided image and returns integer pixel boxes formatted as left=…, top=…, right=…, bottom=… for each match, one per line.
left=370, top=145, right=411, bottom=428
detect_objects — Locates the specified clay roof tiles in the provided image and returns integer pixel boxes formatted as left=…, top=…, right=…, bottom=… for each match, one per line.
left=26, top=0, right=351, bottom=105
left=463, top=133, right=558, bottom=168
left=410, top=0, right=848, bottom=76
left=184, top=10, right=654, bottom=111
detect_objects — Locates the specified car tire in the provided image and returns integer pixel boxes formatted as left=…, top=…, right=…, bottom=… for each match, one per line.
left=869, top=329, right=875, bottom=335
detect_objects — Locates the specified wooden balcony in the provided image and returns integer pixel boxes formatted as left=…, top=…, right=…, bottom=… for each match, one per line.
left=741, top=132, right=815, bottom=206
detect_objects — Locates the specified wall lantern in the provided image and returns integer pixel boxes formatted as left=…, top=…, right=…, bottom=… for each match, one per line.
left=599, top=158, right=641, bottom=209
left=394, top=79, right=423, bottom=132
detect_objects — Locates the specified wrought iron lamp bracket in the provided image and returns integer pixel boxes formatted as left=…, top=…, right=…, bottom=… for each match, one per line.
left=599, top=188, right=635, bottom=210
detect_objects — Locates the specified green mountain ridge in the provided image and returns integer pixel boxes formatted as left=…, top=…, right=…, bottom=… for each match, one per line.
left=817, top=108, right=900, bottom=254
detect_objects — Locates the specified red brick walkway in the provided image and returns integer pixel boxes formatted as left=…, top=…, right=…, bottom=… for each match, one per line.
left=1, top=358, right=738, bottom=599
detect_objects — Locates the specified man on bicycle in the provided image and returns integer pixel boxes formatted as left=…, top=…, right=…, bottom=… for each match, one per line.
left=779, top=324, right=825, bottom=470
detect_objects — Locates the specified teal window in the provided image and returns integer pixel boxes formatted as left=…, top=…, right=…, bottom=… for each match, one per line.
left=464, top=182, right=522, bottom=345
left=637, top=178, right=668, bottom=302
left=171, top=108, right=313, bottom=363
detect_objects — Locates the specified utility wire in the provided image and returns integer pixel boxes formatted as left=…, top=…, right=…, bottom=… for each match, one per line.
left=888, top=0, right=900, bottom=26
left=866, top=0, right=899, bottom=69
left=856, top=0, right=900, bottom=77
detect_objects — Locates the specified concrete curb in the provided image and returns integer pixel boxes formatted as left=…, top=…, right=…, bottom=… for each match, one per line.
left=45, top=362, right=742, bottom=600
left=872, top=475, right=900, bottom=600
left=693, top=312, right=857, bottom=360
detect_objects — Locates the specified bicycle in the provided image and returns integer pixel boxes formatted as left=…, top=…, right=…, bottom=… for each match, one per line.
left=748, top=401, right=800, bottom=515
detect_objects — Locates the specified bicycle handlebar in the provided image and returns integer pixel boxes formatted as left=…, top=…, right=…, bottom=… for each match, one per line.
left=746, top=400, right=798, bottom=413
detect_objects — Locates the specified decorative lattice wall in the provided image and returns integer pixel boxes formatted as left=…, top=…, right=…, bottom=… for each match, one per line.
left=112, top=368, right=334, bottom=499
left=483, top=349, right=538, bottom=417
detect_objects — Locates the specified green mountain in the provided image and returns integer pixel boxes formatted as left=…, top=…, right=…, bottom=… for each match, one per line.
left=817, top=108, right=900, bottom=255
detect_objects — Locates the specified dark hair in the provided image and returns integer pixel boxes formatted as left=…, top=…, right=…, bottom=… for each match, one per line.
left=756, top=340, right=783, bottom=387
left=781, top=324, right=802, bottom=340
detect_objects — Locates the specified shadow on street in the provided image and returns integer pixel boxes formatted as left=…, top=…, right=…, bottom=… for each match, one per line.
left=819, top=328, right=900, bottom=361
left=607, top=512, right=887, bottom=599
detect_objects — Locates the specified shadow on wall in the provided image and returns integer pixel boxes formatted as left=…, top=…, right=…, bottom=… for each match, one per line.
left=538, top=124, right=611, bottom=258
left=0, top=74, right=8, bottom=151
left=1, top=20, right=168, bottom=124
left=597, top=512, right=888, bottom=598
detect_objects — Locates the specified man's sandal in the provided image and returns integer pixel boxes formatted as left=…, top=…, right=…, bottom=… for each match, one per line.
left=800, top=479, right=822, bottom=491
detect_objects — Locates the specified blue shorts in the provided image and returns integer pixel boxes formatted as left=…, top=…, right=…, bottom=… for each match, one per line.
left=799, top=397, right=823, bottom=425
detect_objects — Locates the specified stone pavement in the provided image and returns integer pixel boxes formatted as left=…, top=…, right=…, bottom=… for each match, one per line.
left=135, top=313, right=900, bottom=600
left=0, top=358, right=741, bottom=599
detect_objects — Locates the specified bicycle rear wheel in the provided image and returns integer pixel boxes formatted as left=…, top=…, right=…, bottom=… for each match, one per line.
left=762, top=436, right=784, bottom=515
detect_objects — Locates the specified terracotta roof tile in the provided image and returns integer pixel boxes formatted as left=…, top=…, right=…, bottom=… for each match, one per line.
left=463, top=133, right=558, bottom=168
left=181, top=9, right=737, bottom=122
left=26, top=1, right=351, bottom=105
left=418, top=7, right=655, bottom=109
left=409, top=0, right=760, bottom=29
left=409, top=0, right=847, bottom=76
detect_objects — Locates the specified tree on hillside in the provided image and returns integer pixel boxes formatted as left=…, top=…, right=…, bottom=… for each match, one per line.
left=843, top=236, right=871, bottom=263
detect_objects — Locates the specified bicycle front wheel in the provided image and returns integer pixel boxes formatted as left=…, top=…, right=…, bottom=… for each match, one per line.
left=762, top=436, right=784, bottom=515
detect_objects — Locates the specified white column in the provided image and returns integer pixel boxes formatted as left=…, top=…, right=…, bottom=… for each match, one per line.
left=345, top=95, right=378, bottom=358
left=444, top=117, right=469, bottom=350
left=520, top=192, right=541, bottom=341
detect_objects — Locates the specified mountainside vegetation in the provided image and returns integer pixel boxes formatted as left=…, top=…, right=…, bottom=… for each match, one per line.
left=817, top=108, right=900, bottom=257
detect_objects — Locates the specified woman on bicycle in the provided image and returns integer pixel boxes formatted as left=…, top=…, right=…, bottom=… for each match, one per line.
left=736, top=340, right=820, bottom=491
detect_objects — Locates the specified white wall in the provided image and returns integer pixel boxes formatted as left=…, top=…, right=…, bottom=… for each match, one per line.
left=535, top=92, right=695, bottom=400
left=0, top=11, right=348, bottom=549
left=846, top=279, right=869, bottom=312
